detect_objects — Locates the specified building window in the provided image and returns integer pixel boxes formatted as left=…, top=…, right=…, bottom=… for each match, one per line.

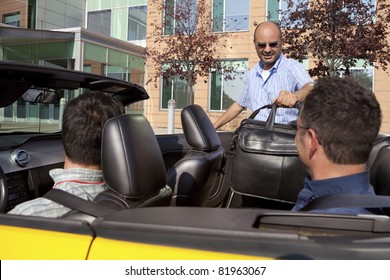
left=128, top=5, right=147, bottom=41
left=268, top=0, right=375, bottom=24
left=340, top=60, right=374, bottom=91
left=161, top=74, right=190, bottom=110
left=212, top=0, right=249, bottom=32
left=267, top=0, right=305, bottom=23
left=343, top=0, right=376, bottom=24
left=88, top=10, right=111, bottom=37
left=163, top=0, right=197, bottom=35
left=101, top=64, right=128, bottom=81
left=3, top=12, right=20, bottom=27
left=350, top=68, right=374, bottom=91
left=209, top=60, right=247, bottom=111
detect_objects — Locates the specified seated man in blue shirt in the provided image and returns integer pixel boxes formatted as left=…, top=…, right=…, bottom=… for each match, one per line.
left=292, top=76, right=382, bottom=215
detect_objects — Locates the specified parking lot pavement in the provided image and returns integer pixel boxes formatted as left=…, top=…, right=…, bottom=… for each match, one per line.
left=0, top=121, right=61, bottom=133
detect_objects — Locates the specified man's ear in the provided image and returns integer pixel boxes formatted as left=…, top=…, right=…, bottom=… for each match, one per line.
left=307, top=128, right=320, bottom=159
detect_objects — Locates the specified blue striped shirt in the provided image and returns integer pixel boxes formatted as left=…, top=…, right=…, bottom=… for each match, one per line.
left=237, top=53, right=313, bottom=124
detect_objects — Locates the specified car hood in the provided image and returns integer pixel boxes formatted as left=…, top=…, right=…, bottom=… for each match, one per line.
left=0, top=61, right=149, bottom=107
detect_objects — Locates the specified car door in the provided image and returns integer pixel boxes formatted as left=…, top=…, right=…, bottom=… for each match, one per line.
left=0, top=214, right=93, bottom=259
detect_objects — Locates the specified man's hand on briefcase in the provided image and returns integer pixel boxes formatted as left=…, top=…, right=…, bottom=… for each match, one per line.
left=273, top=90, right=299, bottom=108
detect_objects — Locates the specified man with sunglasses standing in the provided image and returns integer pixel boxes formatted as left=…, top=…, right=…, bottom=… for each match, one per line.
left=214, top=21, right=314, bottom=129
left=292, top=76, right=382, bottom=214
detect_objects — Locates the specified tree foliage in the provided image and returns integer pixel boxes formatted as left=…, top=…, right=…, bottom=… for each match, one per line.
left=279, top=0, right=390, bottom=77
left=146, top=0, right=237, bottom=105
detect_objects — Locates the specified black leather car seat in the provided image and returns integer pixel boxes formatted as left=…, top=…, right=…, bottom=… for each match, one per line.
left=369, top=133, right=390, bottom=196
left=96, top=114, right=172, bottom=208
left=166, top=104, right=225, bottom=206
left=368, top=133, right=390, bottom=168
left=63, top=114, right=172, bottom=222
left=368, top=134, right=390, bottom=215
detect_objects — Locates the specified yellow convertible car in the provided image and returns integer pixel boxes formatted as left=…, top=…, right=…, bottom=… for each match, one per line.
left=1, top=62, right=390, bottom=260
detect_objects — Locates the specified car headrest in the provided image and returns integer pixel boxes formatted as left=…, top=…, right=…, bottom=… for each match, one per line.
left=101, top=114, right=167, bottom=199
left=370, top=145, right=390, bottom=196
left=181, top=104, right=221, bottom=151
left=368, top=133, right=390, bottom=168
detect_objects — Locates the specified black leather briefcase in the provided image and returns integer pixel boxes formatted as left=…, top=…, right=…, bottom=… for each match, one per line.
left=228, top=103, right=307, bottom=206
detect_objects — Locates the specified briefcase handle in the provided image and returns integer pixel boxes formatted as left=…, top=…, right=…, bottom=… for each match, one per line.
left=248, top=103, right=277, bottom=131
left=248, top=102, right=303, bottom=131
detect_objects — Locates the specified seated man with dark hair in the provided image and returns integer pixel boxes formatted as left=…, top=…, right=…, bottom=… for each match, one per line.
left=8, top=91, right=124, bottom=218
left=292, top=76, right=382, bottom=215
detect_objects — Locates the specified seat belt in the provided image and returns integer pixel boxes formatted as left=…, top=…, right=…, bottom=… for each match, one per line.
left=301, top=194, right=390, bottom=212
left=44, top=188, right=116, bottom=217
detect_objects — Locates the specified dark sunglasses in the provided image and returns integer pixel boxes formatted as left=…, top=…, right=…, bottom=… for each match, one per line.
left=290, top=122, right=309, bottom=131
left=257, top=42, right=279, bottom=49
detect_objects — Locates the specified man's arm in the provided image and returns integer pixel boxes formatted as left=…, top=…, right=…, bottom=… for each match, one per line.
left=274, top=82, right=314, bottom=107
left=214, top=101, right=245, bottom=130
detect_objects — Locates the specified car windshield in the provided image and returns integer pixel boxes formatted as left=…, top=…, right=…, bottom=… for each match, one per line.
left=0, top=62, right=149, bottom=144
left=0, top=89, right=76, bottom=135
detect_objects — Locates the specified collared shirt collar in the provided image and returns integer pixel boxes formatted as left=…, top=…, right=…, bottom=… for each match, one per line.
left=50, top=168, right=104, bottom=184
left=304, top=170, right=372, bottom=197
